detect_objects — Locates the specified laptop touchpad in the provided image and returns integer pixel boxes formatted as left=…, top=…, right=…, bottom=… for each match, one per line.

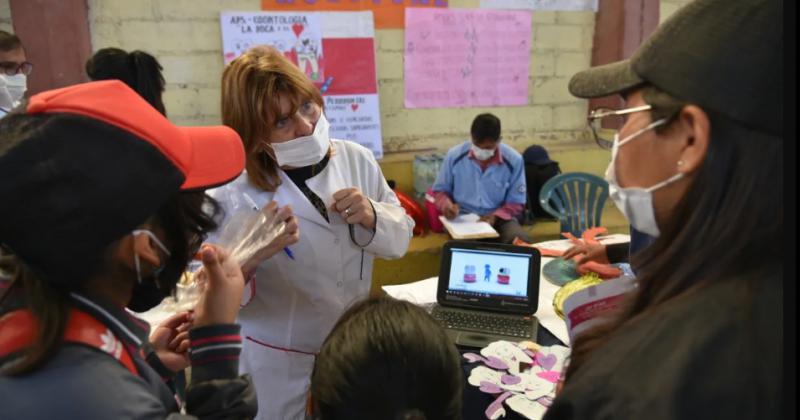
left=455, top=331, right=495, bottom=348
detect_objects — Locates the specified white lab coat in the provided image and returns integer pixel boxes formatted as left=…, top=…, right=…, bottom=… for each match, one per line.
left=207, top=139, right=414, bottom=420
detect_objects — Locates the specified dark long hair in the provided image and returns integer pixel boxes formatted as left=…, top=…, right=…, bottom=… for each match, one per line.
left=310, top=296, right=464, bottom=420
left=564, top=85, right=783, bottom=379
left=86, top=48, right=167, bottom=115
left=2, top=191, right=220, bottom=376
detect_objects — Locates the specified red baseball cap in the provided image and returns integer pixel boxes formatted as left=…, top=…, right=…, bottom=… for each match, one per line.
left=0, top=80, right=245, bottom=287
left=26, top=80, right=245, bottom=190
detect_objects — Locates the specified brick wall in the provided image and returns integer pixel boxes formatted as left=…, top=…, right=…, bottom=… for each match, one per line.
left=87, top=0, right=261, bottom=127
left=86, top=0, right=596, bottom=155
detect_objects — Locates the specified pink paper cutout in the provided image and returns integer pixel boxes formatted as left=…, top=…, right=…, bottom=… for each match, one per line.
left=535, top=353, right=557, bottom=371
left=463, top=353, right=485, bottom=363
left=536, top=370, right=561, bottom=383
left=479, top=380, right=504, bottom=394
left=485, top=356, right=509, bottom=371
left=501, top=374, right=522, bottom=385
left=485, top=392, right=512, bottom=419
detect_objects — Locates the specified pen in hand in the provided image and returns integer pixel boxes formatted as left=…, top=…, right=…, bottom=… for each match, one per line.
left=243, top=193, right=295, bottom=261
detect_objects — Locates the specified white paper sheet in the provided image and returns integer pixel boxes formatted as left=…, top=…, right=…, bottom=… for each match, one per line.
left=439, top=213, right=499, bottom=239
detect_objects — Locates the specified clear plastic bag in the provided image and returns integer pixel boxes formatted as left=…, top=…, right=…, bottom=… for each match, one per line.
left=149, top=190, right=287, bottom=319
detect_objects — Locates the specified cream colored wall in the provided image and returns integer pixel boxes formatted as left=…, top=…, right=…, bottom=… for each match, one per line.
left=0, top=0, right=13, bottom=33
left=660, top=0, right=693, bottom=23
left=378, top=1, right=596, bottom=154
left=87, top=0, right=262, bottom=126
left=86, top=0, right=597, bottom=157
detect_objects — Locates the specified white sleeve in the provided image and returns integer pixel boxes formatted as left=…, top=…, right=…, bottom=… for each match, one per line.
left=350, top=151, right=414, bottom=259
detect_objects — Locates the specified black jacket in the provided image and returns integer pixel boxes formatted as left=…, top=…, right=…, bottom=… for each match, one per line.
left=544, top=269, right=782, bottom=419
left=0, top=292, right=258, bottom=419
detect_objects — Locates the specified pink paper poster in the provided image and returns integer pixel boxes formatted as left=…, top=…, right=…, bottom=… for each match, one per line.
left=404, top=8, right=531, bottom=108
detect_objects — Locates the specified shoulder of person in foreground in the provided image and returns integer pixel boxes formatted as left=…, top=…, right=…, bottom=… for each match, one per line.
left=0, top=345, right=171, bottom=419
left=544, top=271, right=782, bottom=420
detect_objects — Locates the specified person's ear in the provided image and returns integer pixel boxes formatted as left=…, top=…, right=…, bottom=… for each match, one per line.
left=672, top=105, right=711, bottom=176
left=115, top=229, right=162, bottom=271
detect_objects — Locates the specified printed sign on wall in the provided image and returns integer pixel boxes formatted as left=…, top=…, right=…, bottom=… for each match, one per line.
left=404, top=8, right=532, bottom=108
left=261, top=0, right=448, bottom=29
left=221, top=11, right=384, bottom=159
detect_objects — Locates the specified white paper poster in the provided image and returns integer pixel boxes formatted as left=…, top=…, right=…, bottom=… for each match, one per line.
left=220, top=11, right=384, bottom=159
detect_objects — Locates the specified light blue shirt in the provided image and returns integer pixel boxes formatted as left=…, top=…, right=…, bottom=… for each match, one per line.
left=432, top=141, right=527, bottom=216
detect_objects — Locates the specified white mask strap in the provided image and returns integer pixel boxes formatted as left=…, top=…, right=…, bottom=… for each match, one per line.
left=616, top=118, right=668, bottom=148
left=131, top=229, right=171, bottom=284
left=646, top=172, right=685, bottom=193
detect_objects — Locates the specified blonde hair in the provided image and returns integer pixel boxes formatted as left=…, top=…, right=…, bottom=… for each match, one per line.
left=221, top=45, right=324, bottom=192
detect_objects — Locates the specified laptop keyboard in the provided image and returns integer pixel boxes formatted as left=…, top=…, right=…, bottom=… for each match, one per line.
left=431, top=307, right=534, bottom=338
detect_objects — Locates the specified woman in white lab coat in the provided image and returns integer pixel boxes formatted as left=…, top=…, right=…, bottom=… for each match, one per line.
left=212, top=46, right=414, bottom=420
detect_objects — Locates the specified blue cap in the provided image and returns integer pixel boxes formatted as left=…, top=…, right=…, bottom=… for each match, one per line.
left=523, top=145, right=554, bottom=165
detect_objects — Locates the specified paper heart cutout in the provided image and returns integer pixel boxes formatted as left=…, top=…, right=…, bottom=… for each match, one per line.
left=536, top=370, right=561, bottom=383
left=501, top=374, right=522, bottom=385
left=292, top=23, right=304, bottom=37
left=485, top=356, right=509, bottom=370
left=535, top=353, right=557, bottom=371
left=479, top=380, right=504, bottom=394
left=463, top=353, right=484, bottom=364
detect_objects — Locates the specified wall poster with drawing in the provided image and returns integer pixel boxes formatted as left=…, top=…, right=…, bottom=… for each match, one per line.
left=220, top=11, right=384, bottom=159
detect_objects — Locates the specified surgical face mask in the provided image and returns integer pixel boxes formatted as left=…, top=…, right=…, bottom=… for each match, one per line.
left=2, top=73, right=27, bottom=106
left=604, top=118, right=684, bottom=237
left=270, top=114, right=330, bottom=168
left=128, top=229, right=172, bottom=312
left=471, top=144, right=496, bottom=161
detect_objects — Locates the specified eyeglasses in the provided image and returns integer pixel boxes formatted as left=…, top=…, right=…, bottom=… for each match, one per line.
left=587, top=104, right=652, bottom=150
left=0, top=61, right=33, bottom=76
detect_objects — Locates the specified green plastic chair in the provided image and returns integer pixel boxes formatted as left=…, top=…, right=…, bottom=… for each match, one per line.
left=539, top=172, right=609, bottom=237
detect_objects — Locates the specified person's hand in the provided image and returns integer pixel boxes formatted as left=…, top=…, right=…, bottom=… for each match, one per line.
left=240, top=202, right=300, bottom=276
left=149, top=311, right=192, bottom=372
left=192, top=245, right=245, bottom=327
left=479, top=214, right=497, bottom=226
left=331, top=188, right=376, bottom=230
left=443, top=202, right=460, bottom=220
left=561, top=242, right=609, bottom=264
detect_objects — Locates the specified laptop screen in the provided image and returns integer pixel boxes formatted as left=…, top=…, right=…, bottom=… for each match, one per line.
left=438, top=242, right=540, bottom=314
left=447, top=248, right=531, bottom=299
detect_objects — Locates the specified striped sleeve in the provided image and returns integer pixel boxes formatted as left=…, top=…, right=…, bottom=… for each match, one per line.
left=188, top=324, right=242, bottom=382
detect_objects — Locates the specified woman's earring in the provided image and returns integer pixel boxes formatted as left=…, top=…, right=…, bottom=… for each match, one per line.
left=677, top=160, right=685, bottom=167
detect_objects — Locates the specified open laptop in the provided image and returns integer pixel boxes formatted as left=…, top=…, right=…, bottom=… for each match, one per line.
left=430, top=241, right=541, bottom=348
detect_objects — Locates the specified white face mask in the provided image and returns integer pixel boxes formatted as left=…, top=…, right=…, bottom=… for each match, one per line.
left=604, top=118, right=684, bottom=237
left=471, top=144, right=496, bottom=161
left=1, top=73, right=27, bottom=107
left=270, top=113, right=331, bottom=168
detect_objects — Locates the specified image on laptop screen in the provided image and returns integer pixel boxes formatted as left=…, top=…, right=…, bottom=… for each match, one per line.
left=446, top=247, right=532, bottom=300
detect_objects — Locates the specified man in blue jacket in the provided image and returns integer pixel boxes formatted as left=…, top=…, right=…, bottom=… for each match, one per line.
left=432, top=113, right=531, bottom=244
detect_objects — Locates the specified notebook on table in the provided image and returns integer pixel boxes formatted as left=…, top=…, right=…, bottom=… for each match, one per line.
left=430, top=241, right=541, bottom=348
left=438, top=213, right=499, bottom=240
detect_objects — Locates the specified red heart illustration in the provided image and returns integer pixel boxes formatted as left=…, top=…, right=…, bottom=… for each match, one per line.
left=351, top=103, right=359, bottom=112
left=292, top=23, right=304, bottom=37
